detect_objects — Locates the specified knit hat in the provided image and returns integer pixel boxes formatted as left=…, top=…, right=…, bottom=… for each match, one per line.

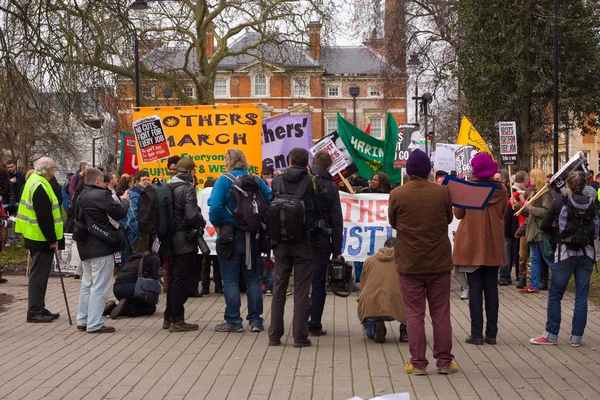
left=406, top=149, right=431, bottom=179
left=176, top=157, right=196, bottom=172
left=470, top=152, right=498, bottom=179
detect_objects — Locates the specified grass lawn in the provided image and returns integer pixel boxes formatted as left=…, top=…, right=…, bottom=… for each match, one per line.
left=0, top=243, right=28, bottom=275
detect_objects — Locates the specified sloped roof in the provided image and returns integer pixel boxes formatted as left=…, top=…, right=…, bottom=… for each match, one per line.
left=143, top=31, right=390, bottom=76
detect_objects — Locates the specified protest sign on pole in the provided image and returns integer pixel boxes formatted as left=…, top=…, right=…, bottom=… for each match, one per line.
left=118, top=131, right=139, bottom=176
left=434, top=143, right=462, bottom=172
left=310, top=131, right=358, bottom=184
left=498, top=121, right=518, bottom=165
left=132, top=115, right=171, bottom=163
left=262, top=114, right=312, bottom=171
left=132, top=105, right=262, bottom=185
left=457, top=116, right=492, bottom=154
left=455, top=145, right=475, bottom=179
left=395, top=124, right=423, bottom=168
left=198, top=189, right=459, bottom=262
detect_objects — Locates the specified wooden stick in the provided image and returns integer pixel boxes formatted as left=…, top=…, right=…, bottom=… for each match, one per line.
left=338, top=173, right=355, bottom=194
left=268, top=104, right=309, bottom=120
left=401, top=168, right=404, bottom=185
left=514, top=184, right=549, bottom=217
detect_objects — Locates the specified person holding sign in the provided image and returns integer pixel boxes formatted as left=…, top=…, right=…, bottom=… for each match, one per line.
left=453, top=153, right=507, bottom=346
left=388, top=149, right=458, bottom=375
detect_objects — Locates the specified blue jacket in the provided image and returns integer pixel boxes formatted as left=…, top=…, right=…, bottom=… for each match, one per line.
left=208, top=170, right=271, bottom=227
left=61, top=186, right=69, bottom=211
left=122, top=185, right=144, bottom=245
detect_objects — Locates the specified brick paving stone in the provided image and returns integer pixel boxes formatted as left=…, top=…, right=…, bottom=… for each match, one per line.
left=1, top=275, right=599, bottom=399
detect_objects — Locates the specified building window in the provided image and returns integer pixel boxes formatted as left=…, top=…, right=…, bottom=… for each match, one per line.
left=142, top=86, right=154, bottom=99
left=597, top=152, right=600, bottom=173
left=214, top=79, right=228, bottom=97
left=327, top=86, right=340, bottom=97
left=326, top=117, right=338, bottom=135
left=368, top=85, right=381, bottom=97
left=184, top=87, right=194, bottom=98
left=293, top=78, right=309, bottom=97
left=368, top=117, right=383, bottom=139
left=254, top=73, right=267, bottom=97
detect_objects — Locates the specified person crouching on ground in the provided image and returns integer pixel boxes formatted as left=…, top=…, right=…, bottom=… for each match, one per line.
left=358, top=237, right=407, bottom=343
left=453, top=153, right=507, bottom=346
left=530, top=171, right=599, bottom=347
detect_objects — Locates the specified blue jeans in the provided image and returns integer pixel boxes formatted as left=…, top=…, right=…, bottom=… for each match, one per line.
left=529, top=241, right=554, bottom=290
left=499, top=237, right=519, bottom=281
left=543, top=255, right=594, bottom=343
left=309, top=251, right=331, bottom=333
left=76, top=254, right=114, bottom=331
left=363, top=317, right=395, bottom=338
left=217, top=229, right=263, bottom=328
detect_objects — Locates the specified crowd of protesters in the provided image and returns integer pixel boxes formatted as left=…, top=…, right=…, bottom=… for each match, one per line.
left=3, top=145, right=597, bottom=377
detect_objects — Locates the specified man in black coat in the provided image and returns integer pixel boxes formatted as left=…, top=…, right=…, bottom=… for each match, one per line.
left=164, top=157, right=205, bottom=332
left=75, top=168, right=129, bottom=333
left=308, top=150, right=344, bottom=336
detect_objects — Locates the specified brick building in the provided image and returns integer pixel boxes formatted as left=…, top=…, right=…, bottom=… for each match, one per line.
left=117, top=19, right=407, bottom=143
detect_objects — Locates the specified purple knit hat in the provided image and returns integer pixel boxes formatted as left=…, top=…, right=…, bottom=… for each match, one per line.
left=406, top=149, right=431, bottom=179
left=470, top=152, right=498, bottom=179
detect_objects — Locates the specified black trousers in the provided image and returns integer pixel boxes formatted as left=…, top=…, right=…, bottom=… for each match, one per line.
left=467, top=267, right=499, bottom=339
left=201, top=255, right=222, bottom=290
left=268, top=242, right=316, bottom=343
left=113, top=282, right=156, bottom=317
left=308, top=251, right=331, bottom=333
left=164, top=252, right=197, bottom=322
left=28, top=249, right=54, bottom=318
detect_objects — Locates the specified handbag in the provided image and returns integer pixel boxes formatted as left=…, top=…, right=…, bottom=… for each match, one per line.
left=82, top=209, right=127, bottom=251
left=541, top=232, right=554, bottom=260
left=216, top=223, right=235, bottom=259
left=133, top=252, right=162, bottom=306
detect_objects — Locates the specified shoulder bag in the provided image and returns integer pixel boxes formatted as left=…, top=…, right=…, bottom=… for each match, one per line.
left=133, top=252, right=162, bottom=306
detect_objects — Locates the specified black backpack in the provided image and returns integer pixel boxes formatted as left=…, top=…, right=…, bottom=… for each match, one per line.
left=138, top=180, right=175, bottom=237
left=224, top=173, right=267, bottom=233
left=267, top=175, right=313, bottom=243
left=557, top=196, right=599, bottom=250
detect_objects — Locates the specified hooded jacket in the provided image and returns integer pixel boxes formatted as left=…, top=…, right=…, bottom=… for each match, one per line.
left=311, top=165, right=344, bottom=255
left=453, top=181, right=508, bottom=267
left=271, top=166, right=318, bottom=246
left=357, top=247, right=406, bottom=323
left=170, top=173, right=205, bottom=255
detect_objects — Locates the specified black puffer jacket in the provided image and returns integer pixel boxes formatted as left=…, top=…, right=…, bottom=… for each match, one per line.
left=76, top=184, right=129, bottom=260
left=170, top=173, right=205, bottom=255
left=311, top=165, right=344, bottom=255
left=272, top=166, right=318, bottom=247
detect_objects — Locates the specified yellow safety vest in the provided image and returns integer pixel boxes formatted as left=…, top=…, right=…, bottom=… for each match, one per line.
left=15, top=174, right=64, bottom=242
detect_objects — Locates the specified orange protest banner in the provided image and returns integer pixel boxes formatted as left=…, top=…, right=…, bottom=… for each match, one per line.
left=132, top=104, right=262, bottom=185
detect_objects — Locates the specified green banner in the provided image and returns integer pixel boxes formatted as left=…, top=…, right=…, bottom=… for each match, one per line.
left=336, top=113, right=399, bottom=183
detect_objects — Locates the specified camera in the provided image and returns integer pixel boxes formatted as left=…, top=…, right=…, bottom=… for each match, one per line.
left=0, top=216, right=15, bottom=229
left=313, top=219, right=332, bottom=236
left=193, top=229, right=211, bottom=255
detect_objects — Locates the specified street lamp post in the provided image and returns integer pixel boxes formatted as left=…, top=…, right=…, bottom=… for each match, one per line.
left=412, top=93, right=433, bottom=156
left=349, top=86, right=360, bottom=125
left=553, top=0, right=559, bottom=173
left=407, top=53, right=420, bottom=124
left=129, top=1, right=149, bottom=108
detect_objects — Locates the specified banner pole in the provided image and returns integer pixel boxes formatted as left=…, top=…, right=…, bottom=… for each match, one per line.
left=338, top=173, right=355, bottom=194
left=269, top=104, right=308, bottom=120
left=401, top=168, right=404, bottom=185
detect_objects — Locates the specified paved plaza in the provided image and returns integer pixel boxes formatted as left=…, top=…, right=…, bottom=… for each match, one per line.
left=0, top=275, right=599, bottom=400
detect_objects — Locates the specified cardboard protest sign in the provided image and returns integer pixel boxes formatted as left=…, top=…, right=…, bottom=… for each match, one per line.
left=434, top=143, right=461, bottom=172
left=498, top=121, right=517, bottom=165
left=52, top=234, right=80, bottom=274
left=132, top=115, right=171, bottom=163
left=395, top=124, right=423, bottom=168
left=132, top=105, right=262, bottom=185
left=310, top=131, right=358, bottom=183
left=455, top=145, right=476, bottom=179
left=442, top=175, right=499, bottom=210
left=262, top=114, right=312, bottom=171
left=118, top=131, right=139, bottom=176
left=198, top=189, right=460, bottom=261
left=548, top=151, right=589, bottom=193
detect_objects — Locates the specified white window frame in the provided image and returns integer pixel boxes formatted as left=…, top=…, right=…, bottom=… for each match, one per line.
left=325, top=117, right=338, bottom=135
left=368, top=84, right=381, bottom=97
left=214, top=78, right=229, bottom=98
left=327, top=85, right=340, bottom=97
left=596, top=151, right=600, bottom=174
left=184, top=86, right=195, bottom=98
left=292, top=78, right=310, bottom=97
left=253, top=73, right=269, bottom=97
left=142, top=86, right=154, bottom=99
left=368, top=117, right=384, bottom=139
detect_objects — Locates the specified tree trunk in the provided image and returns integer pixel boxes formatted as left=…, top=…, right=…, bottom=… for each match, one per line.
left=519, top=96, right=531, bottom=168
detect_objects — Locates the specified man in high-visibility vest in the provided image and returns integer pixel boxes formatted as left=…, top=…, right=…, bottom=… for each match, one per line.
left=15, top=157, right=64, bottom=323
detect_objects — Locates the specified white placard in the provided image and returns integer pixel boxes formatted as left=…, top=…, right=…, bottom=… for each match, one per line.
left=309, top=137, right=349, bottom=176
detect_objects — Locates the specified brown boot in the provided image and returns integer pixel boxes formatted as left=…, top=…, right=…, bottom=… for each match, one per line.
left=169, top=320, right=199, bottom=332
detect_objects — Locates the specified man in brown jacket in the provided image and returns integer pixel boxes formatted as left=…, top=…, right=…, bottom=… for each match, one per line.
left=388, top=149, right=458, bottom=376
left=357, top=237, right=407, bottom=343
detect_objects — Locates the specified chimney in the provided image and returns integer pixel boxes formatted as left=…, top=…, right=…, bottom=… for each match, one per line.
left=206, top=32, right=214, bottom=59
left=384, top=0, right=406, bottom=72
left=308, top=22, right=322, bottom=60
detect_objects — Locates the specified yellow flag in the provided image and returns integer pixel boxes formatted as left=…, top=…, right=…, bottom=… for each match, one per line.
left=456, top=116, right=492, bottom=154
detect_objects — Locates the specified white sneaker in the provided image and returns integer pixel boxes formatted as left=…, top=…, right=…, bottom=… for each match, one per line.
left=460, top=288, right=469, bottom=300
